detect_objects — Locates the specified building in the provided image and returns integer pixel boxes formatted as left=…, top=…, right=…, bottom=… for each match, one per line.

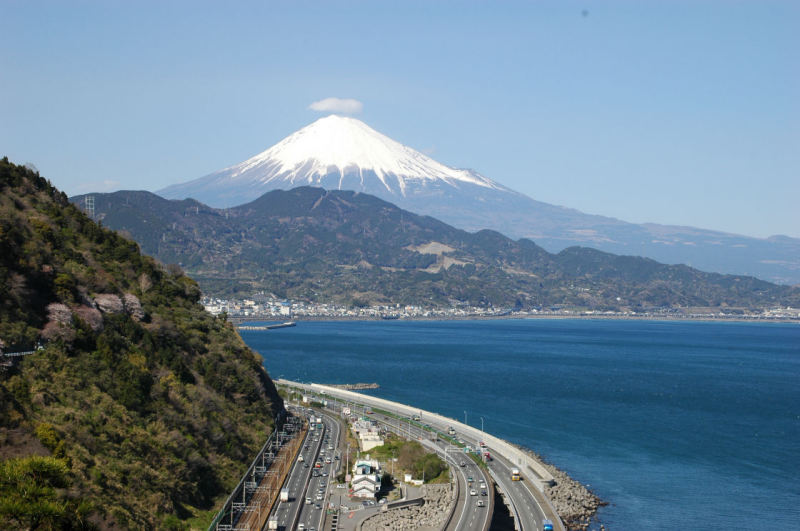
left=351, top=459, right=381, bottom=498
left=352, top=419, right=384, bottom=451
left=359, top=432, right=384, bottom=451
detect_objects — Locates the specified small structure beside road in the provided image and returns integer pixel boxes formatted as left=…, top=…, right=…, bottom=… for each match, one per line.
left=353, top=419, right=384, bottom=451
left=352, top=459, right=381, bottom=498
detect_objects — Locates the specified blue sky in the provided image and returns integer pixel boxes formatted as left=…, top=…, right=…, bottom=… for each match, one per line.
left=1, top=1, right=798, bottom=238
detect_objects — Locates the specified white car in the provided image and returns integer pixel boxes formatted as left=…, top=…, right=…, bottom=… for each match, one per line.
left=469, top=489, right=477, bottom=496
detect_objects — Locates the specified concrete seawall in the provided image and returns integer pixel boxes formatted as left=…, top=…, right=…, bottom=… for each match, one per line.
left=278, top=379, right=555, bottom=489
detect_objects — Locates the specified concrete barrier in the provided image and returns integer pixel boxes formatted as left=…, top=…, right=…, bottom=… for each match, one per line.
left=280, top=380, right=555, bottom=490
left=387, top=497, right=425, bottom=509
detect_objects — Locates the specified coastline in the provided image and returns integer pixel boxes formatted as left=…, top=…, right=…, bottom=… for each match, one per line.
left=231, top=313, right=800, bottom=325
left=257, top=322, right=799, bottom=530
left=281, top=379, right=601, bottom=530
left=511, top=443, right=607, bottom=531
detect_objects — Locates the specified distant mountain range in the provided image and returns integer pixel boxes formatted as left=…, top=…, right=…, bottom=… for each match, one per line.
left=71, top=187, right=799, bottom=310
left=157, top=115, right=800, bottom=285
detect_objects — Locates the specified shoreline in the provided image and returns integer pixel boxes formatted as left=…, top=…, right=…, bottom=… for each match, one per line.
left=231, top=313, right=800, bottom=325
left=511, top=442, right=608, bottom=531
left=281, top=379, right=599, bottom=530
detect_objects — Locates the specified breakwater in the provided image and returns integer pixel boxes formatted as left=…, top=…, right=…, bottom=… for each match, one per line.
left=237, top=321, right=296, bottom=331
left=513, top=444, right=606, bottom=530
left=278, top=378, right=566, bottom=530
left=328, top=382, right=380, bottom=390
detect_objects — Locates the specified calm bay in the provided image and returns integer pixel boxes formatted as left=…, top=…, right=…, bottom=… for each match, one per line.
left=241, top=319, right=800, bottom=529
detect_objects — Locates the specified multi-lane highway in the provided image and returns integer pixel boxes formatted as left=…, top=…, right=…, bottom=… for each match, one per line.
left=278, top=379, right=565, bottom=531
left=266, top=401, right=492, bottom=531
left=364, top=409, right=491, bottom=531
left=267, top=409, right=342, bottom=531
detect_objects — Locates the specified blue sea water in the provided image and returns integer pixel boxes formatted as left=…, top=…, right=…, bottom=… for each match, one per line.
left=241, top=319, right=800, bottom=529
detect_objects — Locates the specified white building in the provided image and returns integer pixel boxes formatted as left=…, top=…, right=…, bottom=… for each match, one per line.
left=359, top=432, right=384, bottom=451
left=352, top=419, right=384, bottom=451
left=351, top=459, right=381, bottom=498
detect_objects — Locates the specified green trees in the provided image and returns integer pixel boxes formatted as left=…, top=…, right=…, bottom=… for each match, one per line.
left=0, top=456, right=95, bottom=530
left=370, top=438, right=448, bottom=483
left=0, top=159, right=283, bottom=528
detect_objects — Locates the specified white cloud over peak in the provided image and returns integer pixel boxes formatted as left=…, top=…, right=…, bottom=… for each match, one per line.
left=74, top=179, right=120, bottom=193
left=308, top=97, right=363, bottom=114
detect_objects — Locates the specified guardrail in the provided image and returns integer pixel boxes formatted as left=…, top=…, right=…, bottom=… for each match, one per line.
left=285, top=381, right=555, bottom=488
left=442, top=463, right=461, bottom=531
left=278, top=379, right=565, bottom=531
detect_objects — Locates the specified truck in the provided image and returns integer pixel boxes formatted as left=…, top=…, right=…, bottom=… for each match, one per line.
left=267, top=516, right=279, bottom=530
left=542, top=519, right=554, bottom=531
left=448, top=426, right=456, bottom=436
left=280, top=488, right=289, bottom=502
left=511, top=467, right=521, bottom=481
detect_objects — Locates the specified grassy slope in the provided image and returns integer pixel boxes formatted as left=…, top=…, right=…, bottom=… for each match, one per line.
left=0, top=158, right=283, bottom=529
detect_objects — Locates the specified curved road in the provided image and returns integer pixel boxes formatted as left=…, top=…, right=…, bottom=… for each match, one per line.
left=279, top=379, right=564, bottom=531
left=366, top=409, right=492, bottom=531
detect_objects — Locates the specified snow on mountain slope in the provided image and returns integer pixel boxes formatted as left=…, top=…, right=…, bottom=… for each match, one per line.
left=157, top=115, right=800, bottom=285
left=159, top=115, right=506, bottom=205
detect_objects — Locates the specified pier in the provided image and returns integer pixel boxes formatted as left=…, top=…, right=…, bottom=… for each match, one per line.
left=237, top=321, right=296, bottom=331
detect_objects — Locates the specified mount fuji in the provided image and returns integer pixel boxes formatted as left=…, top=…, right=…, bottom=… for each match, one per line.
left=158, top=115, right=800, bottom=285
left=159, top=114, right=514, bottom=205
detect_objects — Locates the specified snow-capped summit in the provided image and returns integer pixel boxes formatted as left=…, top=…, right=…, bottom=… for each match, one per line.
left=158, top=115, right=506, bottom=207
left=155, top=115, right=800, bottom=285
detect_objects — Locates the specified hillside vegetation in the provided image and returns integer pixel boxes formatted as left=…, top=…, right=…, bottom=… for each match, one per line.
left=0, top=158, right=283, bottom=529
left=72, top=187, right=799, bottom=310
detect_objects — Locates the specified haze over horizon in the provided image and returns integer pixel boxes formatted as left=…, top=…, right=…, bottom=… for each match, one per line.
left=1, top=1, right=798, bottom=239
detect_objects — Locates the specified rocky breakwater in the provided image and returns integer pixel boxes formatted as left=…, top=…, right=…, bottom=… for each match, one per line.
left=361, top=484, right=454, bottom=531
left=514, top=445, right=607, bottom=530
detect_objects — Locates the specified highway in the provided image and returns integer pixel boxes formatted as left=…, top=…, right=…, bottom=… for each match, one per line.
left=267, top=409, right=342, bottom=531
left=278, top=379, right=565, bottom=531
left=268, top=399, right=492, bottom=531
left=359, top=408, right=491, bottom=531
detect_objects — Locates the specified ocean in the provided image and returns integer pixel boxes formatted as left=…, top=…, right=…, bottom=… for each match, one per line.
left=240, top=319, right=800, bottom=529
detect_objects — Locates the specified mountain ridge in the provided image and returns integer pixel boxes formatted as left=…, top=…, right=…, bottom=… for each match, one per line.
left=156, top=116, right=800, bottom=285
left=72, top=187, right=800, bottom=310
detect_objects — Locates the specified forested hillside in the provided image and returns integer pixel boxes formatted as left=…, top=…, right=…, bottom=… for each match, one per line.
left=0, top=158, right=283, bottom=529
left=72, top=187, right=799, bottom=310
